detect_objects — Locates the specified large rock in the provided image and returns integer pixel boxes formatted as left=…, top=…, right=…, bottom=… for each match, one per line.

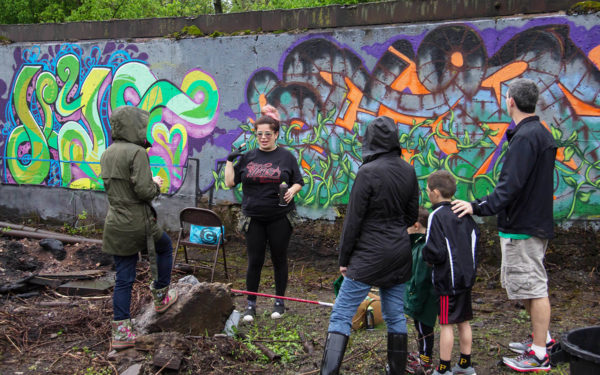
left=136, top=279, right=233, bottom=336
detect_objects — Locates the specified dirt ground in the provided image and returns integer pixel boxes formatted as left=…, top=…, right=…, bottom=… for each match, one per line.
left=0, top=221, right=599, bottom=375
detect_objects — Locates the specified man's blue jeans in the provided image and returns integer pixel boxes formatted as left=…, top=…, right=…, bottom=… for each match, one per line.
left=328, top=276, right=407, bottom=336
left=113, top=232, right=173, bottom=321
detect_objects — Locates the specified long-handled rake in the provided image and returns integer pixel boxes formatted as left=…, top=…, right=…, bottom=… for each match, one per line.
left=231, top=289, right=334, bottom=307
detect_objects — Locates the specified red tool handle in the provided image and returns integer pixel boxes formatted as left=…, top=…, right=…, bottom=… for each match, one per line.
left=231, top=289, right=334, bottom=307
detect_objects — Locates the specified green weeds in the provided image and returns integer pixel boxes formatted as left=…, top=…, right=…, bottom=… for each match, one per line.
left=63, top=210, right=99, bottom=237
left=236, top=313, right=309, bottom=364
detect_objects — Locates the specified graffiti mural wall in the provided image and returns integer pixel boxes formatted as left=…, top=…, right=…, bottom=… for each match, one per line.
left=0, top=43, right=219, bottom=194
left=1, top=15, right=599, bottom=224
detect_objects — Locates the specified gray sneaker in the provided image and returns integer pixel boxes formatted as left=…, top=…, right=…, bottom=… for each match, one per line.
left=509, top=334, right=557, bottom=354
left=503, top=350, right=551, bottom=372
left=509, top=334, right=533, bottom=353
left=451, top=364, right=476, bottom=375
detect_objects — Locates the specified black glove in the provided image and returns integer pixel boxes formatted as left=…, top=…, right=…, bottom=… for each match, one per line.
left=227, top=143, right=246, bottom=162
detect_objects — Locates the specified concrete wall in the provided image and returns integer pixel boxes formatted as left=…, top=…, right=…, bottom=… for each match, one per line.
left=1, top=6, right=599, bottom=229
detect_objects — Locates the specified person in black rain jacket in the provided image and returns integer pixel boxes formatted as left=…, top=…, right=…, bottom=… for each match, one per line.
left=319, top=116, right=419, bottom=375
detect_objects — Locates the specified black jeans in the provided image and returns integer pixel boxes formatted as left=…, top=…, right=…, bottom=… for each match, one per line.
left=245, top=215, right=292, bottom=302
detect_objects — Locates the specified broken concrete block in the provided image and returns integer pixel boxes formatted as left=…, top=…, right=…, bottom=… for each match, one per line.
left=152, top=346, right=182, bottom=370
left=134, top=332, right=187, bottom=370
left=136, top=282, right=233, bottom=336
left=120, top=364, right=142, bottom=375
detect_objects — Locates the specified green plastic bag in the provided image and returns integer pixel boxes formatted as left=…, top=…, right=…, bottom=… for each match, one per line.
left=333, top=275, right=344, bottom=297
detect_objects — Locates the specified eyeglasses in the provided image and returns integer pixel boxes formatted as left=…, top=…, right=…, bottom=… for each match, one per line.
left=256, top=131, right=274, bottom=138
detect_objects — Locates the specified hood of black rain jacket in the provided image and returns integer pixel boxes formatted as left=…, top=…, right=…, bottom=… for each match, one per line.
left=362, top=116, right=401, bottom=163
left=110, top=106, right=150, bottom=146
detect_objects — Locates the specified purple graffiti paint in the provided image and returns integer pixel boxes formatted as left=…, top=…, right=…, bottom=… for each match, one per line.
left=214, top=129, right=245, bottom=150
left=280, top=34, right=370, bottom=74
left=0, top=80, right=8, bottom=123
left=225, top=102, right=255, bottom=123
left=123, top=87, right=141, bottom=106
left=467, top=17, right=600, bottom=57
left=362, top=29, right=429, bottom=60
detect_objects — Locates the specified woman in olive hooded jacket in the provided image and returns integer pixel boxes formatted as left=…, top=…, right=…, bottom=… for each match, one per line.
left=101, top=106, right=177, bottom=350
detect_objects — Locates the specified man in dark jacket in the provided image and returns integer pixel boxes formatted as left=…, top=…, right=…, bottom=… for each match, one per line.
left=452, top=79, right=557, bottom=372
left=101, top=106, right=178, bottom=350
left=320, top=116, right=419, bottom=375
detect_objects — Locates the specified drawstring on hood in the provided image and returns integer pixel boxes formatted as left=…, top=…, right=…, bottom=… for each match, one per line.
left=362, top=116, right=402, bottom=163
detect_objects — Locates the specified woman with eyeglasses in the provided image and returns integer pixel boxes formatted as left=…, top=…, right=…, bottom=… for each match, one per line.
left=224, top=104, right=304, bottom=322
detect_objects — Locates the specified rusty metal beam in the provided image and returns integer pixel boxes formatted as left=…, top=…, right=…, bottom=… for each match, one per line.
left=0, top=0, right=581, bottom=43
left=0, top=221, right=62, bottom=236
left=0, top=228, right=103, bottom=245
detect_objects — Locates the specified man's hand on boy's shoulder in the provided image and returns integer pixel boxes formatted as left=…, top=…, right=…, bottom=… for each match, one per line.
left=451, top=199, right=473, bottom=217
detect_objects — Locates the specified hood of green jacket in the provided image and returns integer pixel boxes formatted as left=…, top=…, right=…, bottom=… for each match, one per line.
left=110, top=106, right=150, bottom=146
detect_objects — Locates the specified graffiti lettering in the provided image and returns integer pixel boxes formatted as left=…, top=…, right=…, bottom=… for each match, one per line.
left=221, top=23, right=600, bottom=220
left=1, top=43, right=219, bottom=194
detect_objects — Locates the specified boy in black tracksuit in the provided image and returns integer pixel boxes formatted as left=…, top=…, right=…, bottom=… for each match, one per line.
left=423, top=171, right=479, bottom=375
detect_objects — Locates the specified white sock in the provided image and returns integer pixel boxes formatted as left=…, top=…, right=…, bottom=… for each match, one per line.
left=546, top=331, right=552, bottom=343
left=531, top=343, right=546, bottom=359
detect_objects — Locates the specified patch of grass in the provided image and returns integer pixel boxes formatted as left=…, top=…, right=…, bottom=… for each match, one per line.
left=512, top=309, right=530, bottom=324
left=237, top=313, right=308, bottom=364
left=77, top=367, right=112, bottom=375
left=63, top=209, right=97, bottom=237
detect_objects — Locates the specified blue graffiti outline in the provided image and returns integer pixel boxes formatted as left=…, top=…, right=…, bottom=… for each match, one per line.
left=1, top=43, right=149, bottom=185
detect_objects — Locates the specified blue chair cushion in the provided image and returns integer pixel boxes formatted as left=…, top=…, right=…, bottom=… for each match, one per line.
left=189, top=225, right=224, bottom=245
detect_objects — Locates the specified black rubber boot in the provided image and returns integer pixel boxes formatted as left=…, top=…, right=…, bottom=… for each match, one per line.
left=320, top=332, right=349, bottom=375
left=386, top=332, right=408, bottom=375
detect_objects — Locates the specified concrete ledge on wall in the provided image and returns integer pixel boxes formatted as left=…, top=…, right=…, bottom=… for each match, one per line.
left=0, top=0, right=580, bottom=43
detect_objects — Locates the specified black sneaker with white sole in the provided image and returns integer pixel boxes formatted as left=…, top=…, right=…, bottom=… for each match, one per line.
left=271, top=301, right=285, bottom=319
left=242, top=305, right=256, bottom=323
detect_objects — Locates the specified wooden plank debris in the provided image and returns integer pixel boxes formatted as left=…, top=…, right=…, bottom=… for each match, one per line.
left=0, top=275, right=35, bottom=294
left=29, top=276, right=63, bottom=288
left=0, top=221, right=103, bottom=245
left=37, top=270, right=105, bottom=279
left=57, top=279, right=114, bottom=297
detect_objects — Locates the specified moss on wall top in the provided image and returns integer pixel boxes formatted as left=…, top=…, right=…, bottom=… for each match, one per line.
left=568, top=1, right=600, bottom=14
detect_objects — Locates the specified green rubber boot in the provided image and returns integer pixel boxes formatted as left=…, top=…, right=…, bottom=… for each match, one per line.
left=150, top=284, right=178, bottom=313
left=111, top=319, right=135, bottom=350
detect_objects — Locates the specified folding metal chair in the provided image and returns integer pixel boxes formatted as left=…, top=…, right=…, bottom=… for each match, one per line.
left=173, top=207, right=228, bottom=282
